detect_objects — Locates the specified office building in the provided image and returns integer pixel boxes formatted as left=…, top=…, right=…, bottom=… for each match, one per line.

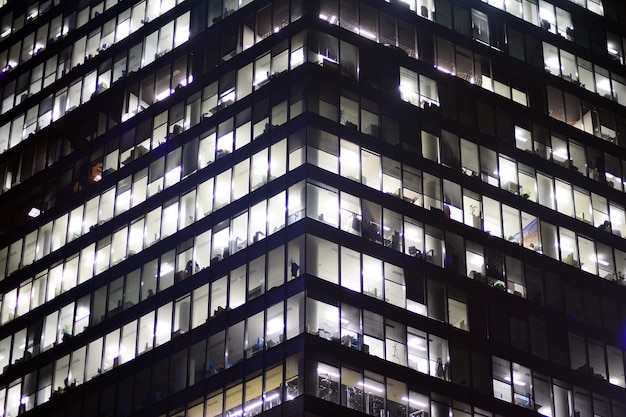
left=0, top=0, right=626, bottom=416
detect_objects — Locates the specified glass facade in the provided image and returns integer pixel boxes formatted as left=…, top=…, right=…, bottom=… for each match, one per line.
left=0, top=0, right=626, bottom=417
